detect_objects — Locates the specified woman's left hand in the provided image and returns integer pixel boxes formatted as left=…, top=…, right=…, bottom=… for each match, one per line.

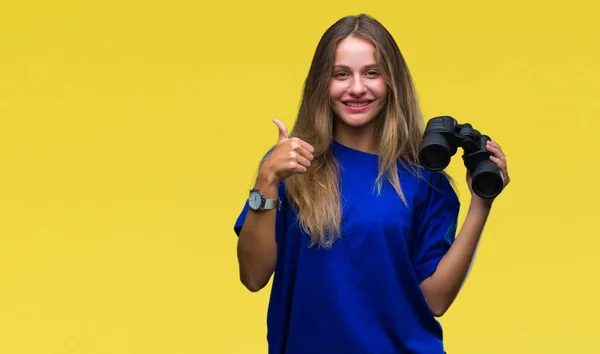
left=466, top=140, right=510, bottom=207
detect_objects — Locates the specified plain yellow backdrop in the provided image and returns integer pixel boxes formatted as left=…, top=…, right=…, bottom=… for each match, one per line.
left=1, top=0, right=599, bottom=353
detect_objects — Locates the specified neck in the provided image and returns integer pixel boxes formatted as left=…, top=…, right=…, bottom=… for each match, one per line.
left=333, top=120, right=378, bottom=155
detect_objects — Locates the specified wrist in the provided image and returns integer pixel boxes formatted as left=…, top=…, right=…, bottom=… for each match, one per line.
left=469, top=196, right=493, bottom=213
left=256, top=165, right=280, bottom=193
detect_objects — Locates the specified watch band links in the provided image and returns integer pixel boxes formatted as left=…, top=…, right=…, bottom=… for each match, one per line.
left=263, top=197, right=281, bottom=210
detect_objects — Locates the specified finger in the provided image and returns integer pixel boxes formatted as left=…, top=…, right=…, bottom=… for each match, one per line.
left=296, top=165, right=308, bottom=174
left=490, top=155, right=507, bottom=171
left=487, top=140, right=505, bottom=154
left=486, top=143, right=506, bottom=160
left=273, top=118, right=289, bottom=142
left=287, top=161, right=308, bottom=174
left=296, top=138, right=315, bottom=154
left=295, top=146, right=314, bottom=162
left=288, top=137, right=315, bottom=154
left=491, top=156, right=509, bottom=184
left=294, top=154, right=312, bottom=168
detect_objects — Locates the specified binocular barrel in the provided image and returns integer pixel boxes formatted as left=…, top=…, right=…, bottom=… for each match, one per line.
left=418, top=116, right=504, bottom=199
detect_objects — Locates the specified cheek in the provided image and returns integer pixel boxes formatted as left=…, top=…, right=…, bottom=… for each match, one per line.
left=329, top=82, right=347, bottom=99
left=368, top=80, right=388, bottom=98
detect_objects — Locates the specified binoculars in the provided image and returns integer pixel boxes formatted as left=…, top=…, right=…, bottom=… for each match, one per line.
left=418, top=116, right=504, bottom=199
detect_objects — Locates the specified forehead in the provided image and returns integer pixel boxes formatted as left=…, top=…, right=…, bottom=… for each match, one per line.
left=333, top=36, right=377, bottom=66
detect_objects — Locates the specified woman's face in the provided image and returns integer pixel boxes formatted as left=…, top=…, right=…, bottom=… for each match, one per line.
left=329, top=36, right=388, bottom=130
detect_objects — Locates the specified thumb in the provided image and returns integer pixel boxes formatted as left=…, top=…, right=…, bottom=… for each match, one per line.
left=273, top=118, right=289, bottom=142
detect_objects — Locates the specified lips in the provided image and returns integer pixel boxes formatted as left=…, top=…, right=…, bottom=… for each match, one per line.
left=342, top=99, right=374, bottom=113
left=343, top=100, right=373, bottom=108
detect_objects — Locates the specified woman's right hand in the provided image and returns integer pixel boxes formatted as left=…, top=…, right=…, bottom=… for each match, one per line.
left=259, top=119, right=315, bottom=185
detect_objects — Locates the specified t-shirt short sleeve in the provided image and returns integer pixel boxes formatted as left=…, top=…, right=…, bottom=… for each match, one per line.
left=413, top=171, right=460, bottom=283
left=233, top=181, right=287, bottom=244
left=233, top=200, right=250, bottom=237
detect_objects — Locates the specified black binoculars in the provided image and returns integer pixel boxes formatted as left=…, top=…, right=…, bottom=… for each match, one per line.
left=418, top=116, right=504, bottom=199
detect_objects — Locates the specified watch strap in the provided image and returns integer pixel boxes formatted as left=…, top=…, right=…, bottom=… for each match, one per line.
left=263, top=197, right=281, bottom=210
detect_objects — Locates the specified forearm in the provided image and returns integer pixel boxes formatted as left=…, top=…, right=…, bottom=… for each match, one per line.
left=236, top=174, right=279, bottom=292
left=420, top=199, right=492, bottom=316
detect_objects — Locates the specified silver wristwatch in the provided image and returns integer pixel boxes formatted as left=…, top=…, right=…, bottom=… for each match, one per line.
left=248, top=188, right=281, bottom=211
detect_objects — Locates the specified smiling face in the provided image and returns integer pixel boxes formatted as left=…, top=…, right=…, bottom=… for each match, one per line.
left=329, top=36, right=388, bottom=137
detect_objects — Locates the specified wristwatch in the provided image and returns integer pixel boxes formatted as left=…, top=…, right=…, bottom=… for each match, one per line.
left=248, top=188, right=281, bottom=211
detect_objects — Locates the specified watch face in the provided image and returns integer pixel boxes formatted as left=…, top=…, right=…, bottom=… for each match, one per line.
left=249, top=190, right=262, bottom=210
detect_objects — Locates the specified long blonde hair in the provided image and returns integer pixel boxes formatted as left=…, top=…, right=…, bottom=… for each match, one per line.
left=284, top=14, right=426, bottom=248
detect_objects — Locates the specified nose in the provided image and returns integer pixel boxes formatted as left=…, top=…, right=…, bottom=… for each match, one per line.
left=348, top=75, right=367, bottom=96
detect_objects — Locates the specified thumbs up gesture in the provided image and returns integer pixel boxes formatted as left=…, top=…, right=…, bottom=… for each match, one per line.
left=259, top=119, right=315, bottom=185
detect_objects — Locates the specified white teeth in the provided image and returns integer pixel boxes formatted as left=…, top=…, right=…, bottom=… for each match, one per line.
left=345, top=101, right=370, bottom=107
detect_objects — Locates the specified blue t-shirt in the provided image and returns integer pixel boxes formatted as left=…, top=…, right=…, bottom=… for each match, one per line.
left=234, top=141, right=460, bottom=354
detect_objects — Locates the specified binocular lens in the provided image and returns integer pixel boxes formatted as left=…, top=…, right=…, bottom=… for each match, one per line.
left=418, top=133, right=451, bottom=170
left=472, top=160, right=504, bottom=198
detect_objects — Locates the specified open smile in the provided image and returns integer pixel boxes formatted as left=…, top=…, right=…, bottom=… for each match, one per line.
left=342, top=100, right=374, bottom=113
left=343, top=100, right=373, bottom=107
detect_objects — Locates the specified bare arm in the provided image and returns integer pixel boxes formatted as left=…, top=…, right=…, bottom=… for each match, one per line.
left=236, top=119, right=314, bottom=292
left=420, top=140, right=510, bottom=316
left=237, top=172, right=279, bottom=292
left=419, top=200, right=491, bottom=316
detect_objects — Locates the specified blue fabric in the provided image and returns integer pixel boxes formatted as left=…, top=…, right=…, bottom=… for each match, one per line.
left=234, top=141, right=460, bottom=354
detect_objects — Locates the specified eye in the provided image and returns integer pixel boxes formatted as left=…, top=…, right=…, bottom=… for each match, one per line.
left=333, top=72, right=349, bottom=79
left=365, top=70, right=380, bottom=78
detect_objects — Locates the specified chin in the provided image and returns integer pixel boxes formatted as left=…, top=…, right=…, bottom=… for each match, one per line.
left=337, top=115, right=376, bottom=128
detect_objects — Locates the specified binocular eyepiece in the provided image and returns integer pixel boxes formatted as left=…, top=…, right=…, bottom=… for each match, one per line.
left=418, top=116, right=504, bottom=199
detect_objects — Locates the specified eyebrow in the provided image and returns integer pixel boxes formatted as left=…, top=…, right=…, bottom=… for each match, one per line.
left=333, top=64, right=380, bottom=70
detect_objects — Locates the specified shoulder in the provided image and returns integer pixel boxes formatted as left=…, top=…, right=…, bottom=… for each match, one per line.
left=397, top=161, right=448, bottom=186
left=399, top=162, right=459, bottom=206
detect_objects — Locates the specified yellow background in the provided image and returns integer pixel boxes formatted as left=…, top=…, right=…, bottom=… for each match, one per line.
left=1, top=0, right=598, bottom=353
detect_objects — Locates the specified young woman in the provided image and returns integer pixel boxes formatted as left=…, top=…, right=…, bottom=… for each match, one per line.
left=233, top=13, right=510, bottom=354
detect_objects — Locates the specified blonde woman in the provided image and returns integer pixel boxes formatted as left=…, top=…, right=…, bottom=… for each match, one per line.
left=234, top=13, right=510, bottom=354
